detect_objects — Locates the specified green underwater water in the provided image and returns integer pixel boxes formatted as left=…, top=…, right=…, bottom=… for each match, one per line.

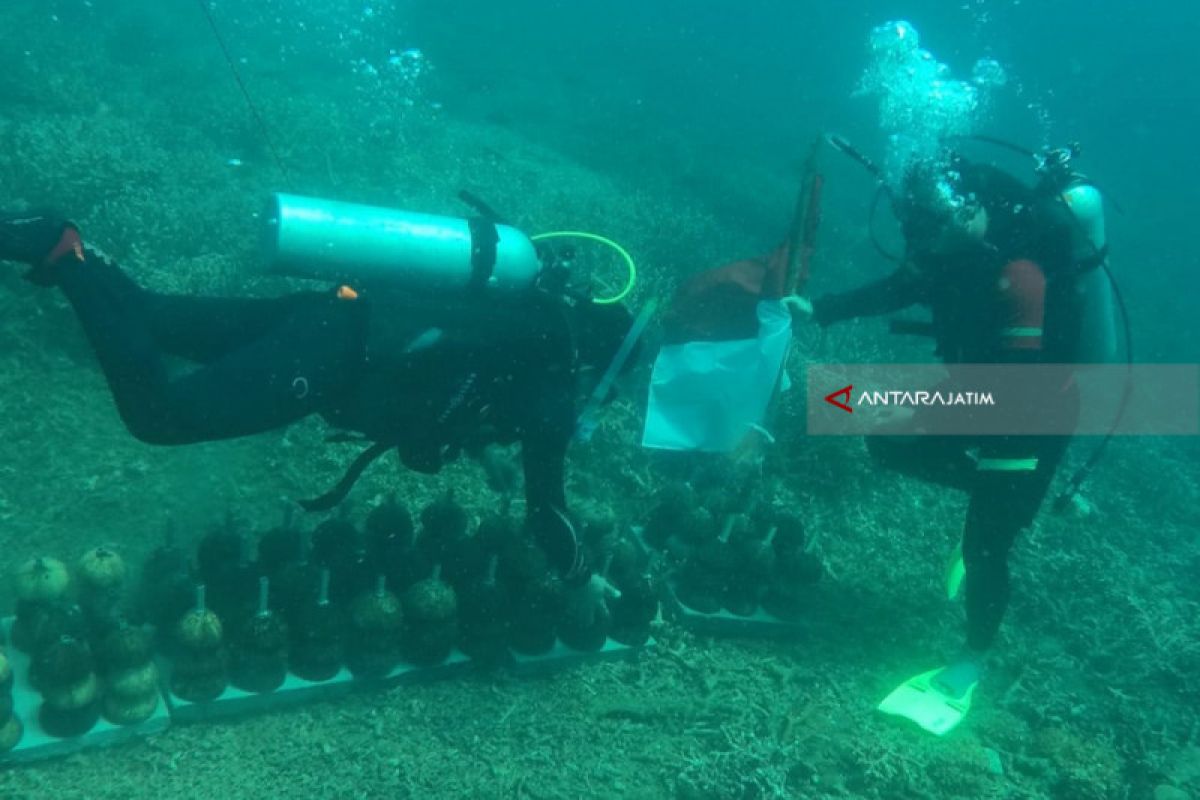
left=0, top=1, right=1198, bottom=797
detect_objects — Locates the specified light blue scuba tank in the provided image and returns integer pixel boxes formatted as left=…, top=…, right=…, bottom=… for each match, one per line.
left=263, top=194, right=543, bottom=292
left=1060, top=181, right=1118, bottom=363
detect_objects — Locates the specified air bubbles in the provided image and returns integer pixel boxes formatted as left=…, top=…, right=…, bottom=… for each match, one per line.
left=971, top=58, right=1007, bottom=87
left=857, top=19, right=1005, bottom=193
left=869, top=20, right=920, bottom=58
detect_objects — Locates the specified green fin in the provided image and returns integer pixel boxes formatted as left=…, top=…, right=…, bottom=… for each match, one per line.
left=946, top=541, right=965, bottom=601
left=877, top=668, right=977, bottom=736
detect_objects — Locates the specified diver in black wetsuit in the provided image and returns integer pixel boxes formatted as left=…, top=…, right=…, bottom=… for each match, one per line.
left=0, top=211, right=636, bottom=583
left=807, top=160, right=1087, bottom=696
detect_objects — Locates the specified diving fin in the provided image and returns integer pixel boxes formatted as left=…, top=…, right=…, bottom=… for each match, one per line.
left=877, top=668, right=977, bottom=736
left=946, top=540, right=965, bottom=601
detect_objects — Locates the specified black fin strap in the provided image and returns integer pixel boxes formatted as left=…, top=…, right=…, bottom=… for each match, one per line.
left=297, top=441, right=392, bottom=512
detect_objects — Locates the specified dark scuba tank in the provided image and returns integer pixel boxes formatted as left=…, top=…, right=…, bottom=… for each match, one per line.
left=263, top=194, right=543, bottom=292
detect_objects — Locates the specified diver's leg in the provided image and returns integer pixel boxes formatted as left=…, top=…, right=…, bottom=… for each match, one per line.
left=930, top=451, right=1036, bottom=697
left=0, top=210, right=78, bottom=275
left=1, top=211, right=306, bottom=363
left=866, top=434, right=976, bottom=490
left=2, top=213, right=368, bottom=442
left=139, top=292, right=327, bottom=364
left=960, top=435, right=1070, bottom=651
left=54, top=249, right=367, bottom=444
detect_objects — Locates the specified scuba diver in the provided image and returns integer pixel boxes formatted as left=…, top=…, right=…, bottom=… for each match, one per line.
left=0, top=201, right=641, bottom=586
left=800, top=144, right=1116, bottom=733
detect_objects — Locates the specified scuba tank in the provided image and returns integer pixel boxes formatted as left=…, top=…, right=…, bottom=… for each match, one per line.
left=1061, top=180, right=1118, bottom=363
left=1036, top=147, right=1119, bottom=363
left=264, top=194, right=543, bottom=292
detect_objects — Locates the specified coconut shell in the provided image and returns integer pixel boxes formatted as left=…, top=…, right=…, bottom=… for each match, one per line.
left=402, top=578, right=457, bottom=623
left=196, top=529, right=245, bottom=581
left=14, top=558, right=70, bottom=603
left=506, top=577, right=562, bottom=656
left=643, top=484, right=695, bottom=547
left=170, top=670, right=227, bottom=703
left=39, top=700, right=99, bottom=738
left=310, top=519, right=361, bottom=589
left=176, top=609, right=223, bottom=651
left=0, top=714, right=22, bottom=751
left=350, top=588, right=402, bottom=632
left=271, top=561, right=320, bottom=620
left=170, top=648, right=227, bottom=679
left=98, top=624, right=153, bottom=672
left=420, top=495, right=469, bottom=545
left=32, top=637, right=93, bottom=688
left=102, top=691, right=158, bottom=726
left=609, top=575, right=658, bottom=647
left=400, top=624, right=457, bottom=667
left=289, top=643, right=342, bottom=683
left=77, top=547, right=127, bottom=593
left=229, top=650, right=287, bottom=694
left=441, top=536, right=490, bottom=596
left=506, top=615, right=556, bottom=656
left=366, top=497, right=415, bottom=559
left=557, top=609, right=608, bottom=652
left=107, top=662, right=159, bottom=699
left=498, top=536, right=552, bottom=590
left=383, top=545, right=433, bottom=596
left=235, top=613, right=288, bottom=655
left=15, top=602, right=87, bottom=655
left=43, top=672, right=99, bottom=711
left=476, top=515, right=517, bottom=552
left=255, top=525, right=303, bottom=575
left=289, top=603, right=344, bottom=682
left=290, top=602, right=343, bottom=647
left=345, top=634, right=400, bottom=679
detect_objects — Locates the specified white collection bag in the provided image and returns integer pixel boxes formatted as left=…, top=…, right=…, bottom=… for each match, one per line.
left=642, top=299, right=792, bottom=452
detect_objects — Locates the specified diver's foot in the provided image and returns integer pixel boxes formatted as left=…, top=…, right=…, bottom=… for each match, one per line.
left=0, top=211, right=82, bottom=283
left=931, top=656, right=982, bottom=698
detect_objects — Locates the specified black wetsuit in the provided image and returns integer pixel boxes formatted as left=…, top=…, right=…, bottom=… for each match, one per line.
left=43, top=243, right=586, bottom=578
left=812, top=176, right=1082, bottom=651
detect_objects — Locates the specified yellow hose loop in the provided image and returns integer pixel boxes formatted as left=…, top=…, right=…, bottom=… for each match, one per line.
left=531, top=231, right=636, bottom=305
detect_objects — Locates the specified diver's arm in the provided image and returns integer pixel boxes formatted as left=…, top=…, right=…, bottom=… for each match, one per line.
left=810, top=267, right=925, bottom=327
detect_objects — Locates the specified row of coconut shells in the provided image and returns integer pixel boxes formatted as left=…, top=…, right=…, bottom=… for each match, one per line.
left=9, top=552, right=161, bottom=737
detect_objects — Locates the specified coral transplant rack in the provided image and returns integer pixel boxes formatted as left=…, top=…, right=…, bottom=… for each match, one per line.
left=0, top=616, right=648, bottom=765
